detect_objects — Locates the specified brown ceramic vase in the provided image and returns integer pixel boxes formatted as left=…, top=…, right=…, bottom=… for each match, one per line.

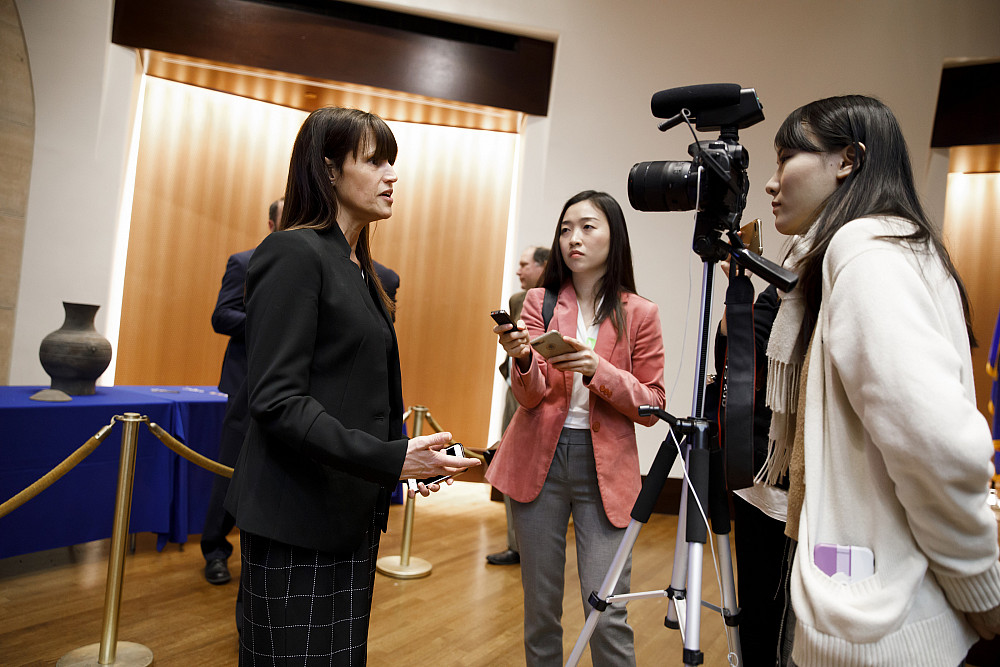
left=38, top=302, right=113, bottom=395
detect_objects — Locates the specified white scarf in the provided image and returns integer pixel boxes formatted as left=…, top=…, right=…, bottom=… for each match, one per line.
left=757, top=237, right=811, bottom=486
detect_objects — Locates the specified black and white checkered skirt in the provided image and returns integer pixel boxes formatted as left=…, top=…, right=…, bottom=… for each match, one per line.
left=238, top=515, right=381, bottom=666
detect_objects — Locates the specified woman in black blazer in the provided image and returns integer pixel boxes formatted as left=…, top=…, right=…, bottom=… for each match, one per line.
left=225, top=107, right=478, bottom=665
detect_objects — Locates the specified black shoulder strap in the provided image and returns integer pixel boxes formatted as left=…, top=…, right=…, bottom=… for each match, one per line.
left=542, top=288, right=557, bottom=330
left=724, top=272, right=756, bottom=490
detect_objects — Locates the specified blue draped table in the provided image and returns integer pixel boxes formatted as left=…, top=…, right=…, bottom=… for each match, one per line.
left=0, top=385, right=227, bottom=559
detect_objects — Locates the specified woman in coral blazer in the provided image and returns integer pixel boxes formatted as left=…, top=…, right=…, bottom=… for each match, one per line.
left=487, top=190, right=665, bottom=667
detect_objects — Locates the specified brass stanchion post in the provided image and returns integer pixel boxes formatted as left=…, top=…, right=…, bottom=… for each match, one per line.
left=58, top=413, right=153, bottom=667
left=376, top=406, right=433, bottom=579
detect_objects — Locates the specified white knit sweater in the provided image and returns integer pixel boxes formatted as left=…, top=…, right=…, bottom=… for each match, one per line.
left=790, top=217, right=1000, bottom=666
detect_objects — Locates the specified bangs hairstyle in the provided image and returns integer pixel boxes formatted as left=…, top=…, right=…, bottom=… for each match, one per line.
left=280, top=107, right=399, bottom=316
left=779, top=95, right=974, bottom=343
left=539, top=190, right=637, bottom=337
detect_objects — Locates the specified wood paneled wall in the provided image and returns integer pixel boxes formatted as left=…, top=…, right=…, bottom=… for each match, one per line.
left=942, top=145, right=1000, bottom=423
left=115, top=77, right=514, bottom=446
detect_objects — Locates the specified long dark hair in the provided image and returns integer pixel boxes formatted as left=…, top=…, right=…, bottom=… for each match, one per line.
left=539, top=190, right=637, bottom=337
left=280, top=107, right=398, bottom=315
left=776, top=95, right=974, bottom=343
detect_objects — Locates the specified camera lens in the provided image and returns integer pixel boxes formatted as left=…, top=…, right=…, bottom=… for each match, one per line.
left=627, top=160, right=699, bottom=212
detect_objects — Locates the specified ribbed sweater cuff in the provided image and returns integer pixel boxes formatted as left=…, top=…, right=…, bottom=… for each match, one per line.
left=936, top=559, right=1000, bottom=612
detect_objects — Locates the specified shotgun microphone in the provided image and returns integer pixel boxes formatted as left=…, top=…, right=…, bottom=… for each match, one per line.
left=651, top=83, right=743, bottom=119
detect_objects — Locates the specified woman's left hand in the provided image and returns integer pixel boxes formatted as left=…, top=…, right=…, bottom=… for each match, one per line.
left=549, top=336, right=599, bottom=378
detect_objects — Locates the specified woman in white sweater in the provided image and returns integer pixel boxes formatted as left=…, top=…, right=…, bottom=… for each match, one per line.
left=762, top=95, right=1000, bottom=666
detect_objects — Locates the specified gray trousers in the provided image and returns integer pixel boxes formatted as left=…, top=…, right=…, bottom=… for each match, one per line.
left=510, top=428, right=636, bottom=667
left=503, top=493, right=520, bottom=552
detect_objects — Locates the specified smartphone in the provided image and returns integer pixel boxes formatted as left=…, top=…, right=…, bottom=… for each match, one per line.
left=530, top=330, right=576, bottom=358
left=491, top=309, right=522, bottom=331
left=814, top=543, right=874, bottom=583
left=408, top=443, right=468, bottom=490
left=740, top=218, right=763, bottom=256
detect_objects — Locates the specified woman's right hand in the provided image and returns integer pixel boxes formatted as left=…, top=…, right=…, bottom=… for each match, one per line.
left=399, top=431, right=481, bottom=496
left=494, top=320, right=532, bottom=369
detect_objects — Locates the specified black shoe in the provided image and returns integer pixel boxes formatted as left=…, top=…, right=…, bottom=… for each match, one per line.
left=205, top=558, right=231, bottom=584
left=486, top=549, right=520, bottom=565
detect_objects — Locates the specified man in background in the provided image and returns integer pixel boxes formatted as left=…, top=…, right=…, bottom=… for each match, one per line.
left=373, top=261, right=400, bottom=317
left=487, top=245, right=549, bottom=565
left=201, top=198, right=281, bottom=586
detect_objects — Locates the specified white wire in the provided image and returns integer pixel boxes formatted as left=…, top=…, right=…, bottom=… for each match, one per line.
left=666, top=426, right=738, bottom=665
left=665, top=247, right=695, bottom=409
left=665, top=165, right=706, bottom=411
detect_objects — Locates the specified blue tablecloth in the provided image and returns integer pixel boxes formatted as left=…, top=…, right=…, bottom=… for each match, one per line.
left=0, top=385, right=227, bottom=559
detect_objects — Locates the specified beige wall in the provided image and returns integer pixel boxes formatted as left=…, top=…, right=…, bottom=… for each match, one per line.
left=12, top=0, right=142, bottom=387
left=10, top=0, right=1000, bottom=471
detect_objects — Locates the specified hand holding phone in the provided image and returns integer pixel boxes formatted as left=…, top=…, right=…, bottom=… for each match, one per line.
left=491, top=309, right=522, bottom=331
left=530, top=330, right=576, bottom=358
left=407, top=443, right=469, bottom=492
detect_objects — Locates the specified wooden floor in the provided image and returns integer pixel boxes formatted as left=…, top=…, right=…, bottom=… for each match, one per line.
left=0, top=482, right=735, bottom=666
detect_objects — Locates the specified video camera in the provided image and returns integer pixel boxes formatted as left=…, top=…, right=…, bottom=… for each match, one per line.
left=627, top=84, right=764, bottom=261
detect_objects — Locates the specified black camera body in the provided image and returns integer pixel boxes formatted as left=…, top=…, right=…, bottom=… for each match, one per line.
left=628, top=137, right=749, bottom=229
left=627, top=84, right=764, bottom=261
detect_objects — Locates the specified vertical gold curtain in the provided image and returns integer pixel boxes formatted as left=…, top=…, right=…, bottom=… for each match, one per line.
left=116, top=77, right=515, bottom=445
left=942, top=145, right=1000, bottom=422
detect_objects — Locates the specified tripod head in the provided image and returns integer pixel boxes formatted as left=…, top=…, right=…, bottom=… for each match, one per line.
left=713, top=232, right=798, bottom=293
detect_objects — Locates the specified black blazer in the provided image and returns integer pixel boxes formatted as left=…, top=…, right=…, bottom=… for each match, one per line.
left=212, top=249, right=252, bottom=395
left=225, top=226, right=408, bottom=554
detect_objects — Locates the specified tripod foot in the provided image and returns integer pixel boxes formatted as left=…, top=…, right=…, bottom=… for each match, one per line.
left=683, top=648, right=704, bottom=666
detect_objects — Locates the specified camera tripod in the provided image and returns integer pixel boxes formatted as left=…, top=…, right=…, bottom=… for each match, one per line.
left=566, top=230, right=796, bottom=667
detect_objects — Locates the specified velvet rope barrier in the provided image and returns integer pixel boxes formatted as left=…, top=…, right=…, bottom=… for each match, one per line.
left=0, top=412, right=237, bottom=665
left=59, top=413, right=154, bottom=667
left=377, top=405, right=440, bottom=579
left=0, top=417, right=116, bottom=519
left=145, top=421, right=234, bottom=478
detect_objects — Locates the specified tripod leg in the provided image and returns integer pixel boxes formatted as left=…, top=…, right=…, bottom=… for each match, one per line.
left=682, top=444, right=710, bottom=666
left=708, top=448, right=742, bottom=664
left=566, top=436, right=680, bottom=667
left=665, top=449, right=691, bottom=631
left=565, top=520, right=642, bottom=666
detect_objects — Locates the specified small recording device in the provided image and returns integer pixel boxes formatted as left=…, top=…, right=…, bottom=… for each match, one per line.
left=408, top=443, right=467, bottom=491
left=814, top=543, right=875, bottom=583
left=530, top=330, right=576, bottom=358
left=491, top=309, right=522, bottom=331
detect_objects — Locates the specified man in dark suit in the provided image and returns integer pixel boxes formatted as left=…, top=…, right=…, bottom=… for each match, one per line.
left=201, top=198, right=281, bottom=585
left=372, top=261, right=400, bottom=318
left=487, top=245, right=549, bottom=565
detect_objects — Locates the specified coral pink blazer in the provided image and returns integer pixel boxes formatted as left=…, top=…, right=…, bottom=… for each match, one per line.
left=486, top=283, right=666, bottom=527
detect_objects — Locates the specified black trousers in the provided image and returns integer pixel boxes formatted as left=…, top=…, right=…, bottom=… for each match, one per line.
left=201, top=420, right=245, bottom=561
left=733, top=494, right=787, bottom=667
left=238, top=516, right=381, bottom=666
